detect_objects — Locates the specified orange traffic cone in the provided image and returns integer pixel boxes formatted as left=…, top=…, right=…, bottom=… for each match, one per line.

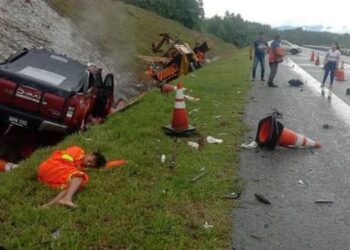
left=310, top=51, right=315, bottom=62
left=336, top=61, right=346, bottom=81
left=256, top=115, right=321, bottom=150
left=0, top=159, right=18, bottom=172
left=315, top=53, right=320, bottom=66
left=164, top=82, right=196, bottom=135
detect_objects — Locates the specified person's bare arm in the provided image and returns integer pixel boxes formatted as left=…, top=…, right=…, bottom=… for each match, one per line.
left=324, top=53, right=329, bottom=65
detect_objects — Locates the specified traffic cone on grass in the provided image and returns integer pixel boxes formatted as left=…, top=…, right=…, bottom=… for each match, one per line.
left=164, top=82, right=196, bottom=136
left=256, top=115, right=321, bottom=150
left=310, top=51, right=315, bottom=62
left=0, top=159, right=18, bottom=172
left=315, top=53, right=320, bottom=66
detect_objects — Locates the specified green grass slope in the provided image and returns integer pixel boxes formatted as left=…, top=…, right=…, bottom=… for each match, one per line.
left=1, top=1, right=250, bottom=249
left=47, top=0, right=236, bottom=74
left=0, top=49, right=250, bottom=249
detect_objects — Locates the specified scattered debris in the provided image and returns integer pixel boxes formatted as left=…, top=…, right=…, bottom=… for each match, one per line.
left=188, top=141, right=199, bottom=150
left=322, top=124, right=333, bottom=129
left=298, top=180, right=304, bottom=185
left=213, top=115, right=222, bottom=119
left=207, top=136, right=223, bottom=144
left=250, top=96, right=258, bottom=103
left=51, top=228, right=61, bottom=240
left=254, top=193, right=271, bottom=205
left=184, top=95, right=200, bottom=102
left=249, top=234, right=262, bottom=242
left=222, top=192, right=241, bottom=200
left=203, top=221, right=214, bottom=229
left=240, top=141, right=258, bottom=149
left=161, top=154, right=166, bottom=164
left=189, top=108, right=200, bottom=115
left=288, top=79, right=304, bottom=87
left=191, top=171, right=207, bottom=183
left=315, top=200, right=334, bottom=204
left=346, top=88, right=350, bottom=96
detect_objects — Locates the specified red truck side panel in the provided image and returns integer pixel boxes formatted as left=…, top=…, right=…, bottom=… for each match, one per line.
left=0, top=78, right=17, bottom=104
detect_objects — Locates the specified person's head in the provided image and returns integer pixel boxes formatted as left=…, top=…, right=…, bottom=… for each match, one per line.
left=259, top=32, right=266, bottom=39
left=82, top=152, right=106, bottom=169
left=275, top=34, right=282, bottom=42
left=331, top=42, right=340, bottom=51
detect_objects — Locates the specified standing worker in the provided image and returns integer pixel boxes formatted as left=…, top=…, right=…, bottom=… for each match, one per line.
left=250, top=32, right=269, bottom=82
left=268, top=35, right=284, bottom=87
left=321, top=42, right=341, bottom=89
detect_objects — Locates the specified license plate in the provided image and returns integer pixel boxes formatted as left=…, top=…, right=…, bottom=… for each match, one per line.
left=8, top=116, right=28, bottom=127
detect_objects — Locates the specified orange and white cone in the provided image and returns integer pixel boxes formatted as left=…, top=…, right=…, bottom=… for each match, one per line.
left=336, top=61, right=346, bottom=81
left=164, top=82, right=196, bottom=135
left=315, top=53, right=320, bottom=66
left=0, top=159, right=18, bottom=172
left=310, top=51, right=315, bottom=62
left=278, top=128, right=321, bottom=148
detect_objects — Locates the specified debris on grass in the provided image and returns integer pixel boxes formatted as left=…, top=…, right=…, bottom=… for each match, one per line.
left=51, top=228, right=61, bottom=240
left=207, top=136, right=223, bottom=144
left=213, top=115, right=222, bottom=119
left=240, top=141, right=258, bottom=149
left=161, top=154, right=166, bottom=164
left=203, top=221, right=213, bottom=229
left=222, top=192, right=241, bottom=200
left=254, top=193, right=271, bottom=205
left=184, top=95, right=200, bottom=102
left=191, top=170, right=207, bottom=183
left=188, top=141, right=199, bottom=150
left=189, top=108, right=200, bottom=115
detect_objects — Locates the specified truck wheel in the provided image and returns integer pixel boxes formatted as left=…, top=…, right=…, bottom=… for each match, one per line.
left=291, top=49, right=298, bottom=55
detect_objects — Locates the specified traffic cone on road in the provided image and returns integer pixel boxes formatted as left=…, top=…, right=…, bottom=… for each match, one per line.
left=0, top=159, right=18, bottom=172
left=315, top=53, right=320, bottom=66
left=164, top=82, right=196, bottom=136
left=256, top=115, right=321, bottom=150
left=310, top=51, right=315, bottom=62
left=336, top=61, right=346, bottom=81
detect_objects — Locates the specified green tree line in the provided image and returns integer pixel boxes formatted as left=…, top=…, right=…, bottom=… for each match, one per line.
left=121, top=0, right=350, bottom=48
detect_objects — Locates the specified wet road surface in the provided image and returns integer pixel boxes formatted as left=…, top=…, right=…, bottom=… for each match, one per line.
left=232, top=52, right=350, bottom=249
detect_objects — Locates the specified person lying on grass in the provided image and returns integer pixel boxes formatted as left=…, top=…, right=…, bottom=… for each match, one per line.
left=38, top=146, right=106, bottom=208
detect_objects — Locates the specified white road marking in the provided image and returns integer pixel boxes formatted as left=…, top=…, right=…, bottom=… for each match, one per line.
left=286, top=57, right=350, bottom=127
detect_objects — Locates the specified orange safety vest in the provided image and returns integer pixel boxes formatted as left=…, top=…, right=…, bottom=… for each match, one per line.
left=38, top=146, right=89, bottom=189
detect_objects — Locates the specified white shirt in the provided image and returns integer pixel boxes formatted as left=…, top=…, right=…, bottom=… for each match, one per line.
left=326, top=49, right=341, bottom=62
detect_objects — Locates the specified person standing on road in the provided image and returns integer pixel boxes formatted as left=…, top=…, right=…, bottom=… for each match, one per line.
left=321, top=42, right=341, bottom=88
left=268, top=35, right=284, bottom=87
left=250, top=32, right=269, bottom=82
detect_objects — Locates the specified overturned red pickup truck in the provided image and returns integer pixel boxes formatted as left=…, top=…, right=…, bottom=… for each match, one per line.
left=0, top=48, right=114, bottom=133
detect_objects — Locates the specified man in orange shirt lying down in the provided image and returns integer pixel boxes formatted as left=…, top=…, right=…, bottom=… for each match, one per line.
left=38, top=146, right=106, bottom=208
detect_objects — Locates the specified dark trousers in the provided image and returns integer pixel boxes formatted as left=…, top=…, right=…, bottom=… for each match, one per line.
left=268, top=62, right=278, bottom=85
left=252, top=55, right=265, bottom=79
left=323, top=61, right=337, bottom=85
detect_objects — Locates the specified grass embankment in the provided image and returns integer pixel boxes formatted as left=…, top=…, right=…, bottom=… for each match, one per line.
left=47, top=0, right=234, bottom=73
left=0, top=48, right=250, bottom=249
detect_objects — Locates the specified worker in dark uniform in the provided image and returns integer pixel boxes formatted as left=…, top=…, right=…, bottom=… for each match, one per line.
left=250, top=32, right=269, bottom=82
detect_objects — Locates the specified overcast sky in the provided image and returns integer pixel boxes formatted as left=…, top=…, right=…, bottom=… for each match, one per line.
left=202, top=0, right=349, bottom=33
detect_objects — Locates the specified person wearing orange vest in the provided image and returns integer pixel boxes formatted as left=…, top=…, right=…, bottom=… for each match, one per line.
left=268, top=35, right=284, bottom=87
left=38, top=146, right=106, bottom=208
